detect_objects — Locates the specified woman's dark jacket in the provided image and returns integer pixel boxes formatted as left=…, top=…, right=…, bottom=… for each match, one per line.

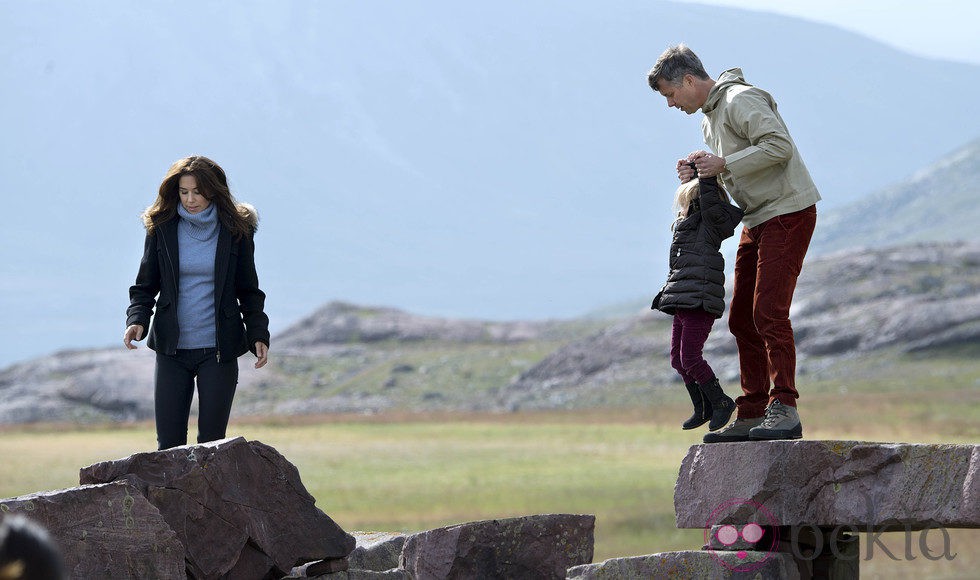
left=127, top=209, right=270, bottom=361
left=651, top=176, right=744, bottom=318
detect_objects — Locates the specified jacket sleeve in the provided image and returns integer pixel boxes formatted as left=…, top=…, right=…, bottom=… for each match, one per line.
left=235, top=231, right=270, bottom=352
left=721, top=89, right=794, bottom=179
left=126, top=232, right=161, bottom=332
left=698, top=178, right=745, bottom=244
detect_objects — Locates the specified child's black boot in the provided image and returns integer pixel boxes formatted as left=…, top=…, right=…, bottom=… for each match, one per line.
left=682, top=381, right=712, bottom=430
left=699, top=377, right=737, bottom=431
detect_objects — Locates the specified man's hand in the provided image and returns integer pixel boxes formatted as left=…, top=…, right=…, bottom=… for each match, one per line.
left=676, top=158, right=696, bottom=183
left=690, top=150, right=726, bottom=178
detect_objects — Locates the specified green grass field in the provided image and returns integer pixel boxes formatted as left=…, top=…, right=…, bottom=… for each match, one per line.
left=2, top=387, right=977, bottom=579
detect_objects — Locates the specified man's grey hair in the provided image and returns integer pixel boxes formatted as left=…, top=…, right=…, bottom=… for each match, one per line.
left=647, top=44, right=709, bottom=91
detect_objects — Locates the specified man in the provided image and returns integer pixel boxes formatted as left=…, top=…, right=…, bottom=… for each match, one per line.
left=648, top=45, right=821, bottom=443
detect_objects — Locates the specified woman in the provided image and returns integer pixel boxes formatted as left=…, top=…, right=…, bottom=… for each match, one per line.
left=124, top=156, right=269, bottom=450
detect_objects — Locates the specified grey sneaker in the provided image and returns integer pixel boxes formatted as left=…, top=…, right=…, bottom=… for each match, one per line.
left=702, top=417, right=764, bottom=443
left=748, top=401, right=803, bottom=440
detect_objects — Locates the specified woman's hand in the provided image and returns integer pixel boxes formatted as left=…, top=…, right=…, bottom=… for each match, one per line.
left=254, top=342, right=269, bottom=369
left=124, top=325, right=145, bottom=350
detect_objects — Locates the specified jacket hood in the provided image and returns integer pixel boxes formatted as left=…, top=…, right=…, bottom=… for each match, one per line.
left=237, top=202, right=259, bottom=231
left=702, top=68, right=751, bottom=114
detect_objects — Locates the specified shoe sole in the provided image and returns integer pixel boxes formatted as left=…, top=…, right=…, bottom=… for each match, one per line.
left=748, top=427, right=803, bottom=440
left=702, top=435, right=753, bottom=443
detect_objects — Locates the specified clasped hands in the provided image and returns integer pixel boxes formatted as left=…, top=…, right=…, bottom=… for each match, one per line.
left=676, top=150, right=726, bottom=182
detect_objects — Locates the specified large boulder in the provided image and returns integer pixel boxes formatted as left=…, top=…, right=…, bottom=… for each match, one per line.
left=674, top=441, right=980, bottom=530
left=79, top=437, right=355, bottom=578
left=347, top=532, right=407, bottom=572
left=0, top=481, right=185, bottom=579
left=399, top=513, right=594, bottom=579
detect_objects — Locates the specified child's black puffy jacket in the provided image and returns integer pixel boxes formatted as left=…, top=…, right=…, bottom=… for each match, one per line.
left=651, top=176, right=744, bottom=318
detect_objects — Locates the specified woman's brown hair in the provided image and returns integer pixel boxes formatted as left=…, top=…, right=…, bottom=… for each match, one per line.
left=142, top=156, right=256, bottom=239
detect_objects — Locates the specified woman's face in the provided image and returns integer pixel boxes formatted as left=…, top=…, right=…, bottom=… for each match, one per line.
left=178, top=174, right=210, bottom=214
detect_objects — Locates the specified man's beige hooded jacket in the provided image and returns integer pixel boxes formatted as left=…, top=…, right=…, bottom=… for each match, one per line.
left=701, top=68, right=821, bottom=228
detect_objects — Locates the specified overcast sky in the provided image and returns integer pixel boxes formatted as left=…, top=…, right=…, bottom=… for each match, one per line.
left=680, top=0, right=980, bottom=65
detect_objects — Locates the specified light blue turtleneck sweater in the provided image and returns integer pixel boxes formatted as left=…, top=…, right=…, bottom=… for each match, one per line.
left=176, top=203, right=219, bottom=349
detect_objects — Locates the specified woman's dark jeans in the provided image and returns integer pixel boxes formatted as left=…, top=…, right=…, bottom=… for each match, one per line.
left=154, top=348, right=238, bottom=450
left=729, top=205, right=816, bottom=418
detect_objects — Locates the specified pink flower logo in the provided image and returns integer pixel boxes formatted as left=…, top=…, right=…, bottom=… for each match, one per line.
left=704, top=498, right=780, bottom=572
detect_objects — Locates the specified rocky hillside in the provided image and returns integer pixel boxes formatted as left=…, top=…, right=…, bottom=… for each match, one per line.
left=1, top=242, right=978, bottom=424
left=791, top=243, right=980, bottom=354
left=808, top=138, right=980, bottom=257
left=498, top=241, right=980, bottom=410
left=0, top=305, right=605, bottom=424
left=275, top=302, right=583, bottom=349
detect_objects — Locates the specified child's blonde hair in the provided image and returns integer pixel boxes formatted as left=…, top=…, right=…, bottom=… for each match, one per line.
left=672, top=178, right=731, bottom=219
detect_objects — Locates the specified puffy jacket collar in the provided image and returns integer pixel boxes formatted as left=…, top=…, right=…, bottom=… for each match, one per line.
left=702, top=68, right=751, bottom=114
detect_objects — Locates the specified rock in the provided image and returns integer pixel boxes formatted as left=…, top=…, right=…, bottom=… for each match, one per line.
left=777, top=527, right=860, bottom=580
left=79, top=437, right=355, bottom=578
left=0, top=347, right=156, bottom=424
left=906, top=317, right=980, bottom=352
left=0, top=481, right=185, bottom=579
left=868, top=294, right=980, bottom=352
left=500, top=320, right=663, bottom=410
left=800, top=332, right=862, bottom=356
left=275, top=302, right=555, bottom=348
left=566, top=550, right=801, bottom=579
left=674, top=441, right=980, bottom=530
left=288, top=557, right=349, bottom=577
left=791, top=242, right=980, bottom=356
left=305, top=571, right=409, bottom=580
left=704, top=525, right=860, bottom=580
left=965, top=445, right=980, bottom=519
left=347, top=532, right=407, bottom=572
left=399, top=513, right=594, bottom=579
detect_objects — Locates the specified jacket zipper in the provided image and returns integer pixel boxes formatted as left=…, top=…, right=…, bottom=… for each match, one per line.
left=215, top=282, right=220, bottom=364
left=160, top=232, right=180, bottom=355
left=214, top=236, right=223, bottom=364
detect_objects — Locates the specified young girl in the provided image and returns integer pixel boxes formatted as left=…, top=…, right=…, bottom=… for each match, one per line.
left=651, top=170, right=743, bottom=432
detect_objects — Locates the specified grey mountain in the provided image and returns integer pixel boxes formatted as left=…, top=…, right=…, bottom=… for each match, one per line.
left=808, top=137, right=980, bottom=257
left=3, top=1, right=980, bottom=368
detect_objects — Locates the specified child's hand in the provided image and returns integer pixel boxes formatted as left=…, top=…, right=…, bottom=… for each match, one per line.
left=676, top=158, right=697, bottom=183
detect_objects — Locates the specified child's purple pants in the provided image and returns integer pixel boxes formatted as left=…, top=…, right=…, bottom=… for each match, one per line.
left=670, top=308, right=717, bottom=386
